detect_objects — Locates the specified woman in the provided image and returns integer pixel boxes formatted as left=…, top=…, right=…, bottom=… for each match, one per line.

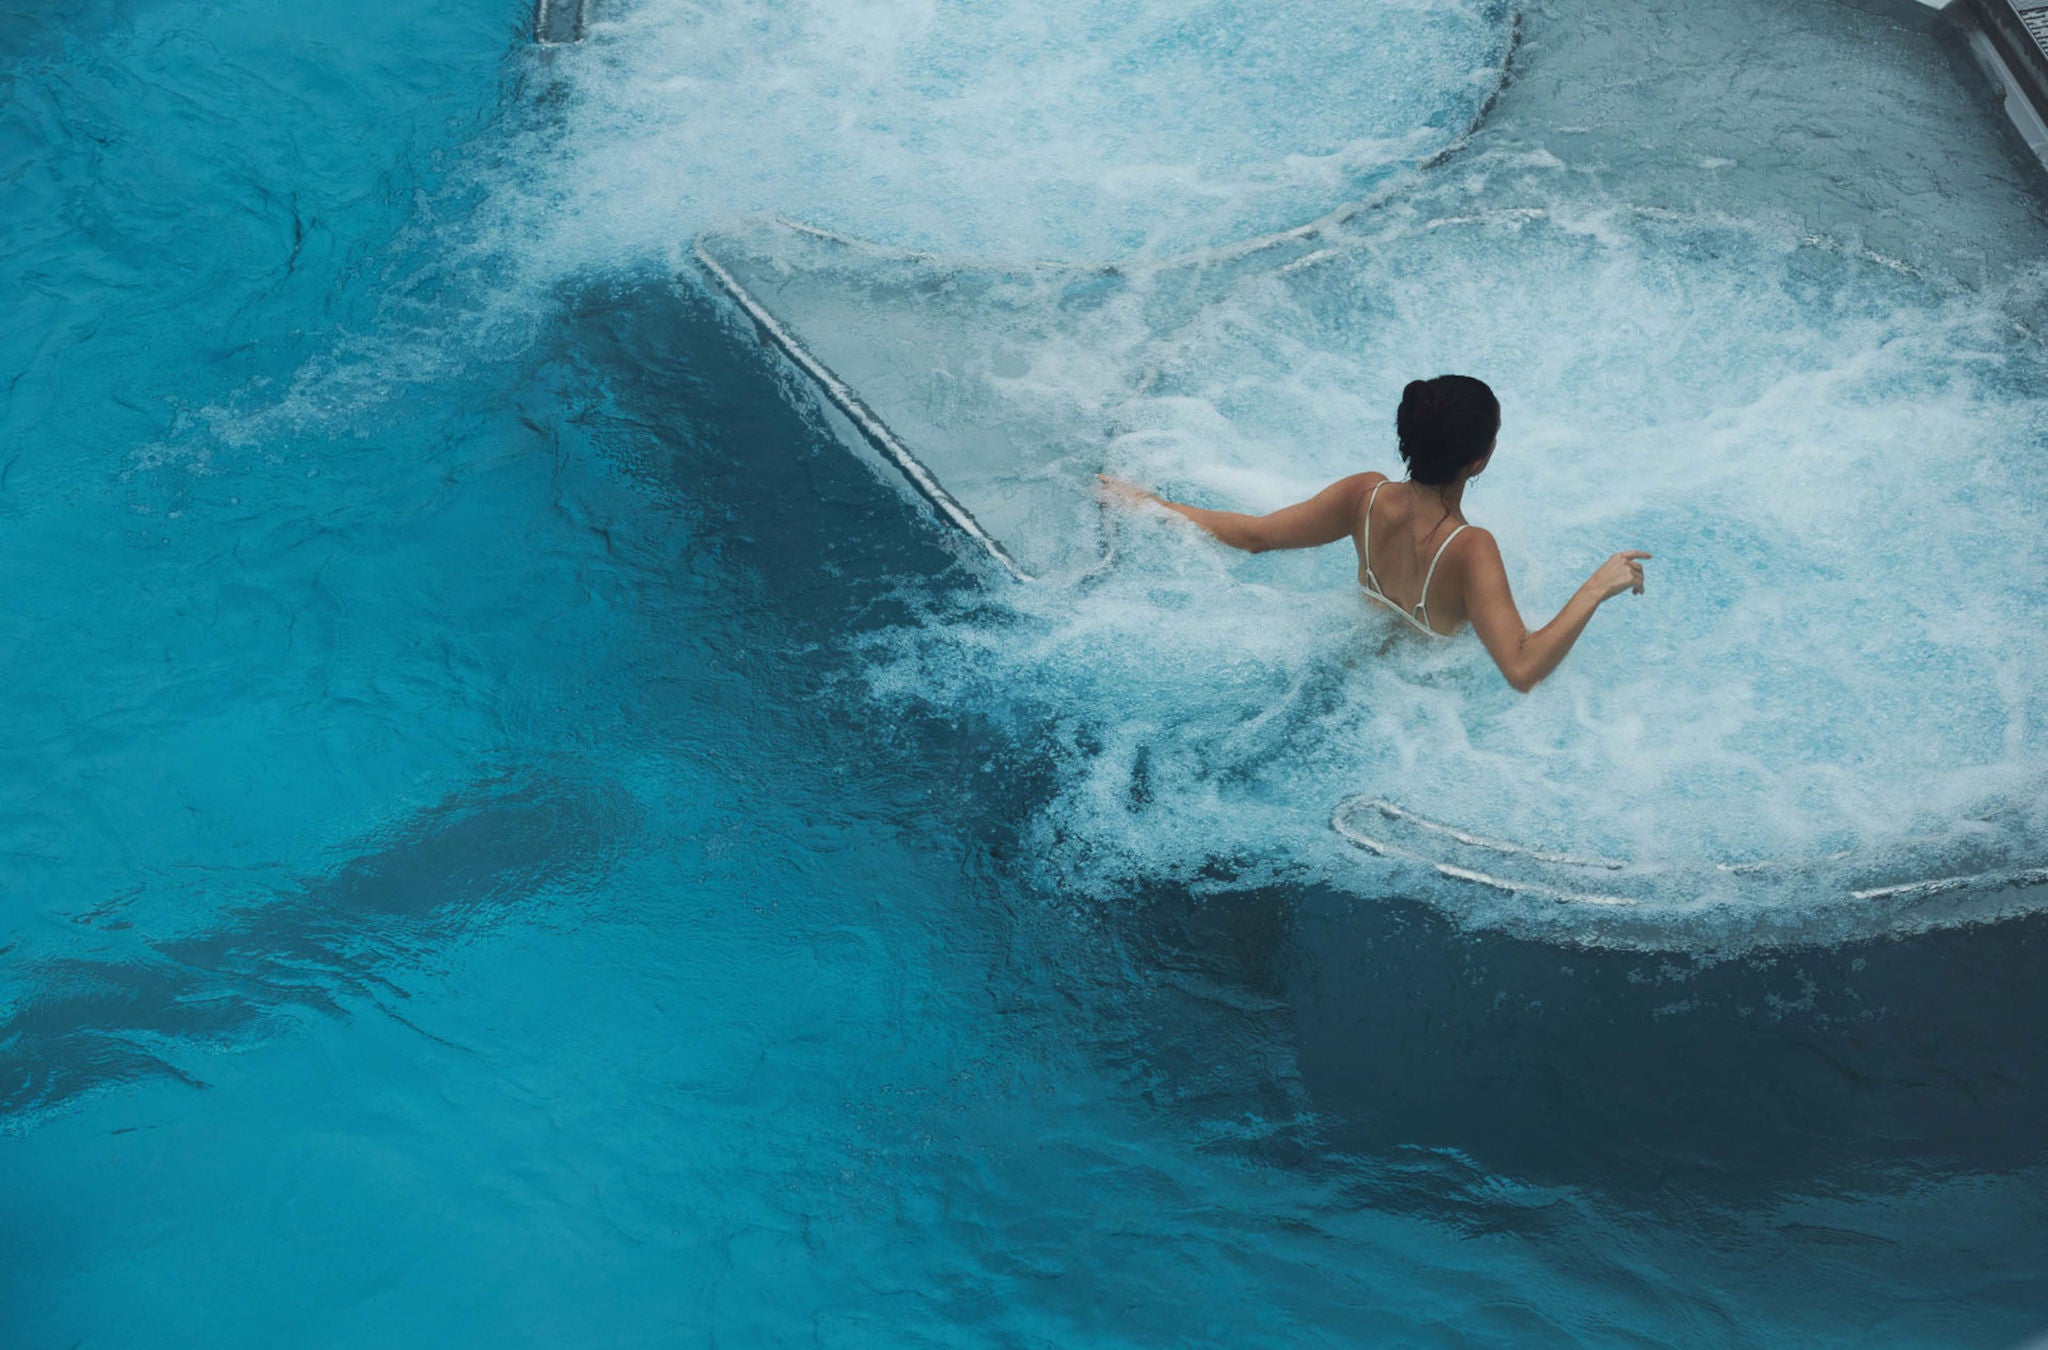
left=1097, top=375, right=1648, bottom=693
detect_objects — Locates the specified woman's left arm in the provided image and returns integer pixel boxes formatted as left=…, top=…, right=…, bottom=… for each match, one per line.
left=1097, top=472, right=1380, bottom=554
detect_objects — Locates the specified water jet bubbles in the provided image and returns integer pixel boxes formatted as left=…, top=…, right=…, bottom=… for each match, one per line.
left=526, top=0, right=2048, bottom=948
left=859, top=205, right=2048, bottom=948
left=535, top=0, right=1512, bottom=266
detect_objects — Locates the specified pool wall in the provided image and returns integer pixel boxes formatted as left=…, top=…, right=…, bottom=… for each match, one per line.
left=1956, top=0, right=2048, bottom=165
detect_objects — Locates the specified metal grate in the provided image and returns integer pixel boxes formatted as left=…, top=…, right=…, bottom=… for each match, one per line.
left=1980, top=0, right=2048, bottom=126
left=2024, top=6, right=2048, bottom=54
left=534, top=0, right=586, bottom=44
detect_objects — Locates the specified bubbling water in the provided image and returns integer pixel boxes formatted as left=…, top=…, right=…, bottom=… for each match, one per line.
left=515, top=0, right=1510, bottom=264
left=500, top=0, right=2048, bottom=945
left=855, top=200, right=2048, bottom=945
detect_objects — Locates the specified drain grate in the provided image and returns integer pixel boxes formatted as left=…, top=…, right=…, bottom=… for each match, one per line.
left=2022, top=0, right=2048, bottom=51
left=534, top=0, right=586, bottom=44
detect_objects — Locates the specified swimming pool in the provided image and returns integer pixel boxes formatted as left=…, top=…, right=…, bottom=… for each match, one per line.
left=5, top=0, right=2048, bottom=1344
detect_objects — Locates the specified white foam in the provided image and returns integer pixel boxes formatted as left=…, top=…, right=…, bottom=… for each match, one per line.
left=852, top=202, right=2048, bottom=948
left=504, top=0, right=1509, bottom=265
left=474, top=0, right=2048, bottom=948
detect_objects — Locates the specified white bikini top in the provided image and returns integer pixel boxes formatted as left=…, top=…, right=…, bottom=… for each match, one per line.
left=1360, top=480, right=1470, bottom=638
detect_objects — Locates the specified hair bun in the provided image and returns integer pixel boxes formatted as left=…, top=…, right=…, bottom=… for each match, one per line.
left=1394, top=374, right=1500, bottom=486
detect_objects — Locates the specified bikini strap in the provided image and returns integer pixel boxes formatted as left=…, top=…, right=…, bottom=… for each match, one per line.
left=1361, top=480, right=1388, bottom=587
left=1416, top=523, right=1472, bottom=630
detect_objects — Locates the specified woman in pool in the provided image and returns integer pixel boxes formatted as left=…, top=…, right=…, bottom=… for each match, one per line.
left=1098, top=375, right=1648, bottom=693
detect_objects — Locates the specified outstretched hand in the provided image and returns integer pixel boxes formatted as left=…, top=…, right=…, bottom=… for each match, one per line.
left=1589, top=550, right=1652, bottom=602
left=1094, top=473, right=1158, bottom=509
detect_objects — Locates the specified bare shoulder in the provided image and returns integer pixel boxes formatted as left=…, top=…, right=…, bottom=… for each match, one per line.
left=1308, top=471, right=1386, bottom=521
left=1326, top=470, right=1387, bottom=496
left=1455, top=522, right=1497, bottom=548
left=1339, top=471, right=1390, bottom=511
left=1448, top=524, right=1502, bottom=568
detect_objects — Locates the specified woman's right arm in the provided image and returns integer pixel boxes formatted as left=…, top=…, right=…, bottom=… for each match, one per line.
left=1096, top=472, right=1379, bottom=554
left=1460, top=533, right=1648, bottom=693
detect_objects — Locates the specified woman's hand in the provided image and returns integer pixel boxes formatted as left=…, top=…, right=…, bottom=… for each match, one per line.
left=1587, top=550, right=1652, bottom=602
left=1094, top=473, right=1158, bottom=508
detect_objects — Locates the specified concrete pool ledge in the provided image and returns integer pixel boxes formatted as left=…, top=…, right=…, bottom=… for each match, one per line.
left=1958, top=0, right=2048, bottom=167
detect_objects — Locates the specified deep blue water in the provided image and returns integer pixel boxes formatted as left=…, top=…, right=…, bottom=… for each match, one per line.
left=6, top=0, right=2048, bottom=1345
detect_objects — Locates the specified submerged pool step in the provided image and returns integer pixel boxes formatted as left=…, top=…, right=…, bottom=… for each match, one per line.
left=693, top=236, right=1035, bottom=581
left=693, top=223, right=1136, bottom=584
left=1331, top=797, right=1645, bottom=906
left=1332, top=794, right=2048, bottom=944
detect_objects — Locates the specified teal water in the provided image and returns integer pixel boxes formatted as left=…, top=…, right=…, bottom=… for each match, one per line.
left=6, top=0, right=2048, bottom=1345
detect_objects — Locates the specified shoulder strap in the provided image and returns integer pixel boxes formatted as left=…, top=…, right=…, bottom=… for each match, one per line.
left=1361, top=480, right=1388, bottom=586
left=1416, top=523, right=1472, bottom=629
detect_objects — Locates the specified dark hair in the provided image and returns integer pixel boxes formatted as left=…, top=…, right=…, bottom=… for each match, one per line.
left=1397, top=375, right=1500, bottom=486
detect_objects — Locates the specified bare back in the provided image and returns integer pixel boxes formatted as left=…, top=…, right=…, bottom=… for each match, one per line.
left=1099, top=464, right=1647, bottom=693
left=1351, top=476, right=1478, bottom=637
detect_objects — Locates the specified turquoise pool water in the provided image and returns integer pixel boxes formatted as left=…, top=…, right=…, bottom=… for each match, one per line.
left=6, top=0, right=2048, bottom=1344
